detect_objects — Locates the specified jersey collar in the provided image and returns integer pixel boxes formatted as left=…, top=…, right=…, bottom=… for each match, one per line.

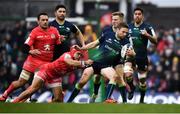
left=134, top=21, right=144, bottom=27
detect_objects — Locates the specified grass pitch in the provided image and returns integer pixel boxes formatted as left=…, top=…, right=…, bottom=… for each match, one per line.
left=0, top=103, right=180, bottom=113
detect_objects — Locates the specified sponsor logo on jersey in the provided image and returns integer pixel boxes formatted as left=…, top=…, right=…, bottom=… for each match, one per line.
left=105, top=45, right=119, bottom=54
left=66, top=27, right=70, bottom=31
left=37, top=35, right=44, bottom=38
left=129, top=29, right=132, bottom=33
left=59, top=26, right=64, bottom=28
left=106, top=38, right=112, bottom=43
left=44, top=44, right=50, bottom=51
left=114, top=39, right=120, bottom=44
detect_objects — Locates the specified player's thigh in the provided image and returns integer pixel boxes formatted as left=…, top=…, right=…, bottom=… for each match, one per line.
left=114, top=64, right=126, bottom=85
left=100, top=67, right=117, bottom=80
left=18, top=69, right=33, bottom=84
left=79, top=67, right=94, bottom=84
left=115, top=64, right=124, bottom=77
left=123, top=62, right=134, bottom=76
left=32, top=74, right=44, bottom=90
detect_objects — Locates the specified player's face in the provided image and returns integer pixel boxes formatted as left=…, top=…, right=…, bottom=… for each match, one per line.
left=55, top=8, right=66, bottom=21
left=116, top=27, right=128, bottom=39
left=38, top=15, right=49, bottom=29
left=112, top=15, right=123, bottom=28
left=74, top=52, right=83, bottom=60
left=134, top=10, right=143, bottom=24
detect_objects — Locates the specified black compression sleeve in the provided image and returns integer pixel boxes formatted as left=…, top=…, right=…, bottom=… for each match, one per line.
left=22, top=44, right=30, bottom=54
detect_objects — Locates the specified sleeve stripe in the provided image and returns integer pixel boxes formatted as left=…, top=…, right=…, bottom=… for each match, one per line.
left=151, top=29, right=156, bottom=37
left=25, top=37, right=30, bottom=44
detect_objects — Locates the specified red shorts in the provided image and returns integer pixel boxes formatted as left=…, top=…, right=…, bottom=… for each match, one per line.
left=23, top=56, right=50, bottom=73
left=35, top=65, right=62, bottom=88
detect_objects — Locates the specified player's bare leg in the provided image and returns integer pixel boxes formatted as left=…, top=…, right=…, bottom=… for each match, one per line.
left=0, top=70, right=31, bottom=102
left=100, top=67, right=117, bottom=101
left=115, top=64, right=127, bottom=103
left=13, top=77, right=44, bottom=103
left=137, top=71, right=147, bottom=103
left=89, top=74, right=101, bottom=103
left=124, top=62, right=135, bottom=100
left=52, top=86, right=63, bottom=102
left=67, top=67, right=94, bottom=102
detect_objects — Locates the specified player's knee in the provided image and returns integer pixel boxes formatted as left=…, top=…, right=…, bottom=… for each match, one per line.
left=109, top=74, right=118, bottom=84
left=116, top=76, right=126, bottom=86
left=79, top=72, right=90, bottom=86
left=19, top=78, right=27, bottom=85
left=12, top=78, right=27, bottom=87
left=78, top=79, right=86, bottom=88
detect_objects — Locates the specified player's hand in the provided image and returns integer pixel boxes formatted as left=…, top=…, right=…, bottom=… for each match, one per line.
left=60, top=35, right=66, bottom=41
left=72, top=45, right=81, bottom=50
left=29, top=49, right=41, bottom=55
left=126, top=48, right=136, bottom=57
left=85, top=59, right=93, bottom=66
left=140, top=29, right=150, bottom=38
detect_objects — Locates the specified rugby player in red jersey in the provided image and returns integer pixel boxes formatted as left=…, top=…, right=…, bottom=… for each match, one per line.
left=12, top=47, right=93, bottom=103
left=0, top=12, right=62, bottom=102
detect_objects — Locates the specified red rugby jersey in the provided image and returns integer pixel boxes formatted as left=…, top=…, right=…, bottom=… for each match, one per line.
left=45, top=52, right=76, bottom=78
left=25, top=26, right=61, bottom=61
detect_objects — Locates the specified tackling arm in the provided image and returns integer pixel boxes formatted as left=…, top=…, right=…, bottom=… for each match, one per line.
left=64, top=58, right=93, bottom=67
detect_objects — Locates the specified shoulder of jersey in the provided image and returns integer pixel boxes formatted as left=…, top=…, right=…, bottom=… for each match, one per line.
left=103, top=26, right=112, bottom=32
left=128, top=22, right=133, bottom=27
left=31, top=26, right=40, bottom=32
left=49, top=26, right=58, bottom=30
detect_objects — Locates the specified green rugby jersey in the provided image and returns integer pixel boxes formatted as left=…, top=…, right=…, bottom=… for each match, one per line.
left=128, top=22, right=156, bottom=59
left=91, top=26, right=129, bottom=66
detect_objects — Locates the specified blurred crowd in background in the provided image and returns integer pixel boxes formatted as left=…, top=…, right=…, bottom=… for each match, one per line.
left=0, top=0, right=180, bottom=97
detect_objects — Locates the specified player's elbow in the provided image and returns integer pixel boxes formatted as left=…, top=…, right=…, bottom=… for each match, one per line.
left=152, top=35, right=158, bottom=44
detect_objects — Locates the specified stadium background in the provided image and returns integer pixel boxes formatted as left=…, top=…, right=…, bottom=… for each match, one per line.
left=0, top=0, right=180, bottom=105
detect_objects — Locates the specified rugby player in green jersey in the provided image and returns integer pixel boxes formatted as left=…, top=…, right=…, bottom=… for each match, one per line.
left=127, top=7, right=157, bottom=103
left=67, top=22, right=135, bottom=103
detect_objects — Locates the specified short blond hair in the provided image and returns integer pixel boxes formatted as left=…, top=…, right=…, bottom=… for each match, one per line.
left=112, top=12, right=124, bottom=18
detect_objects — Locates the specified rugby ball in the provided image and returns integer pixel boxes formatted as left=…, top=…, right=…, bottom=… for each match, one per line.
left=121, top=43, right=133, bottom=59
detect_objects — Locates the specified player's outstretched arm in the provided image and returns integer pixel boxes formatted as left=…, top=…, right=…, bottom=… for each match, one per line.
left=80, top=40, right=100, bottom=50
left=64, top=58, right=93, bottom=67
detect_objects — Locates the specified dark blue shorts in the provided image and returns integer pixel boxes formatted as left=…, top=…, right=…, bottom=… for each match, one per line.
left=135, top=57, right=148, bottom=71
left=91, top=62, right=111, bottom=74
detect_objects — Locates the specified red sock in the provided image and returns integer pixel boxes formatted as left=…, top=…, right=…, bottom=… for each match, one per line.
left=3, top=84, right=15, bottom=98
